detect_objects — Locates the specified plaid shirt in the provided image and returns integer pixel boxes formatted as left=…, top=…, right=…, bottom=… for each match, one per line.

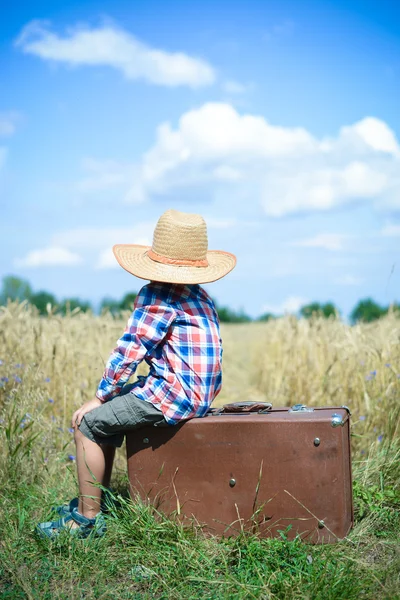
left=96, top=282, right=222, bottom=424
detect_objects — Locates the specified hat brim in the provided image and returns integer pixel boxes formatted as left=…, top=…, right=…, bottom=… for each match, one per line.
left=113, top=245, right=236, bottom=284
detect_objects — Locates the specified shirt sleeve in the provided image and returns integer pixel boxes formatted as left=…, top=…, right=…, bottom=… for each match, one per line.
left=96, top=302, right=176, bottom=402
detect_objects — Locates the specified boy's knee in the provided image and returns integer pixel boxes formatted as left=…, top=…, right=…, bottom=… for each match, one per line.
left=74, top=425, right=85, bottom=441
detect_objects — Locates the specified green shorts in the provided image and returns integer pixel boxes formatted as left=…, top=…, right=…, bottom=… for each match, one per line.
left=78, top=383, right=168, bottom=448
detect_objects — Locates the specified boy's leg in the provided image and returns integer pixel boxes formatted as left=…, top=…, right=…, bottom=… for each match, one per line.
left=74, top=427, right=115, bottom=519
left=102, top=443, right=116, bottom=489
left=74, top=389, right=166, bottom=522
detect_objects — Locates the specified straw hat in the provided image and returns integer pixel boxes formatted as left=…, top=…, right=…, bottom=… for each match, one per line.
left=113, top=209, right=236, bottom=284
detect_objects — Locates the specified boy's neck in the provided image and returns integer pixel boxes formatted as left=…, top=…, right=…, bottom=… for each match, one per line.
left=149, top=281, right=201, bottom=294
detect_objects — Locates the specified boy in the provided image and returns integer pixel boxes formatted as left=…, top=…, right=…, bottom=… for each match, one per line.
left=37, top=209, right=236, bottom=538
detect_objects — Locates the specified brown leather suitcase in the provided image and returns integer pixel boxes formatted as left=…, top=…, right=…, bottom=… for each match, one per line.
left=126, top=402, right=353, bottom=543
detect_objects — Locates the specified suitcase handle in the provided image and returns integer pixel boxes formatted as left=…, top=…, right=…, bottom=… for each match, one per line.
left=209, top=401, right=273, bottom=415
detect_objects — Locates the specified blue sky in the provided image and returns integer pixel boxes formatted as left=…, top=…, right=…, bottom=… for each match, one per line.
left=1, top=0, right=399, bottom=317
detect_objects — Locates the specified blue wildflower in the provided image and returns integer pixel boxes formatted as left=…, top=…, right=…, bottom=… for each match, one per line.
left=1, top=377, right=8, bottom=382
left=370, top=370, right=377, bottom=377
left=365, top=375, right=373, bottom=381
left=397, top=375, right=400, bottom=379
left=359, top=416, right=366, bottom=421
left=0, top=359, right=3, bottom=365
left=385, top=363, right=391, bottom=368
left=14, top=363, right=22, bottom=368
left=14, top=375, right=22, bottom=383
left=68, top=454, right=76, bottom=461
left=361, top=450, right=365, bottom=455
left=44, top=377, right=50, bottom=382
left=48, top=398, right=54, bottom=404
left=378, top=435, right=383, bottom=443
left=20, top=413, right=31, bottom=428
left=57, top=427, right=63, bottom=432
left=51, top=416, right=56, bottom=422
left=68, top=427, right=74, bottom=434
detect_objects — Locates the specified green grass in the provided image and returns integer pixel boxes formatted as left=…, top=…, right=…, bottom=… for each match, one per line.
left=1, top=465, right=399, bottom=600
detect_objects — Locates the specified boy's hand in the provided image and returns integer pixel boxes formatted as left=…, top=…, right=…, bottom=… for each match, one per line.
left=72, top=397, right=103, bottom=428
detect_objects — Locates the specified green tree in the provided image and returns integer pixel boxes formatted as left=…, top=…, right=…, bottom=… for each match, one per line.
left=0, top=275, right=32, bottom=304
left=300, top=302, right=338, bottom=319
left=214, top=302, right=252, bottom=323
left=350, top=298, right=387, bottom=324
left=100, top=297, right=122, bottom=315
left=31, top=291, right=57, bottom=315
left=119, top=292, right=138, bottom=311
left=59, top=298, right=92, bottom=314
left=258, top=312, right=276, bottom=322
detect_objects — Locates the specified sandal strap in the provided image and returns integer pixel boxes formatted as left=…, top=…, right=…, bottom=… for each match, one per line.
left=40, top=512, right=74, bottom=531
left=70, top=507, right=97, bottom=526
left=50, top=514, right=72, bottom=529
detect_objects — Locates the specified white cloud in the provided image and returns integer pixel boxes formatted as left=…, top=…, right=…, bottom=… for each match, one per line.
left=263, top=161, right=389, bottom=218
left=292, top=233, right=348, bottom=251
left=14, top=224, right=156, bottom=270
left=261, top=296, right=309, bottom=315
left=16, top=20, right=216, bottom=88
left=0, top=112, right=20, bottom=137
left=49, top=224, right=153, bottom=270
left=334, top=275, right=363, bottom=286
left=125, top=102, right=316, bottom=203
left=381, top=224, right=400, bottom=237
left=14, top=247, right=83, bottom=267
left=114, top=103, right=400, bottom=217
left=342, top=117, right=400, bottom=156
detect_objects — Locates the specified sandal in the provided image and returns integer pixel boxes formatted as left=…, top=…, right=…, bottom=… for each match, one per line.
left=36, top=507, right=106, bottom=539
left=53, top=497, right=79, bottom=516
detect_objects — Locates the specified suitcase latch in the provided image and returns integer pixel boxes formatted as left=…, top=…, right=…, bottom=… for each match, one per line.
left=289, top=404, right=314, bottom=413
left=331, top=413, right=345, bottom=427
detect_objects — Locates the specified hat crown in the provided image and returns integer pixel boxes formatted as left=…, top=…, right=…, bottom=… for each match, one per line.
left=152, top=209, right=208, bottom=261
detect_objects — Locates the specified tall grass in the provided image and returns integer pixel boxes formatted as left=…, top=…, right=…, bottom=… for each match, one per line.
left=0, top=301, right=399, bottom=599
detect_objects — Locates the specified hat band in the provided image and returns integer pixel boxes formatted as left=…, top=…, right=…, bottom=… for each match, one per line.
left=147, top=248, right=209, bottom=268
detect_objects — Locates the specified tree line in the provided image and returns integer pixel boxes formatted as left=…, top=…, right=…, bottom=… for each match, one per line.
left=0, top=276, right=137, bottom=316
left=0, top=275, right=398, bottom=324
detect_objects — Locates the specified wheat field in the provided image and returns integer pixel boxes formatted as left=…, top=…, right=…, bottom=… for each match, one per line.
left=0, top=301, right=398, bottom=451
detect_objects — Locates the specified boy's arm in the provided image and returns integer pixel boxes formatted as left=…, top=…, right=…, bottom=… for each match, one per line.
left=96, top=303, right=175, bottom=402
